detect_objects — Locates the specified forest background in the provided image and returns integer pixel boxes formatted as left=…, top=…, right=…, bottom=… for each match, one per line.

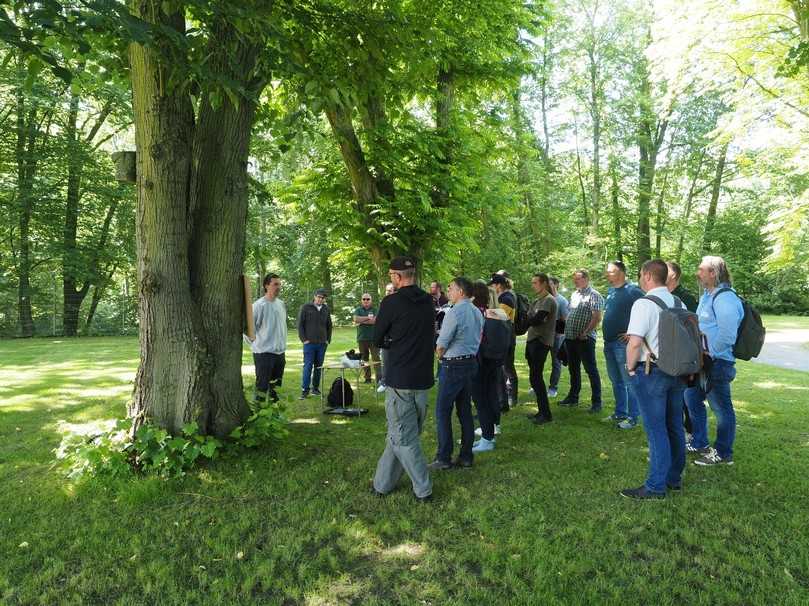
left=2, top=0, right=808, bottom=341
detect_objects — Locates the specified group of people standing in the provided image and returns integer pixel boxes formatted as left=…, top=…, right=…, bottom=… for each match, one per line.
left=249, top=252, right=746, bottom=503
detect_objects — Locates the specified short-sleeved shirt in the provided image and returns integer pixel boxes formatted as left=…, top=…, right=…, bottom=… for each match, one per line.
left=354, top=306, right=377, bottom=342
left=526, top=293, right=558, bottom=347
left=602, top=283, right=645, bottom=342
left=564, top=286, right=605, bottom=340
left=626, top=286, right=675, bottom=359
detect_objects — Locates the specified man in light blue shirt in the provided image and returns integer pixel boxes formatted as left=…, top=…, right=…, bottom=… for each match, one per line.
left=429, top=277, right=484, bottom=470
left=686, top=256, right=744, bottom=466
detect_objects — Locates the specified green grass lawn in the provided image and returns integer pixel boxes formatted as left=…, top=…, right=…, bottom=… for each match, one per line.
left=762, top=314, right=809, bottom=331
left=1, top=325, right=808, bottom=605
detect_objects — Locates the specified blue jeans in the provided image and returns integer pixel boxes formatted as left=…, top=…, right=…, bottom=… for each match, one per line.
left=301, top=342, right=328, bottom=392
left=604, top=340, right=639, bottom=421
left=630, top=365, right=686, bottom=494
left=435, top=358, right=478, bottom=463
left=684, top=359, right=737, bottom=458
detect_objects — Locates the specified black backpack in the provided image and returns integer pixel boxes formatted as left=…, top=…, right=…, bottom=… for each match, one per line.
left=326, top=377, right=354, bottom=407
left=479, top=317, right=511, bottom=362
left=712, top=288, right=765, bottom=361
left=513, top=292, right=530, bottom=336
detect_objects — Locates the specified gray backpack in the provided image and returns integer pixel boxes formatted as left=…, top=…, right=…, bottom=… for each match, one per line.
left=643, top=295, right=703, bottom=378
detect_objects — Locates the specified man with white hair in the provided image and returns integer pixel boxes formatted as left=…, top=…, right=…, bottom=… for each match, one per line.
left=686, top=255, right=744, bottom=466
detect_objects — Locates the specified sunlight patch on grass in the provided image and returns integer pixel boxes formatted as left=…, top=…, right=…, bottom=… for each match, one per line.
left=290, top=418, right=322, bottom=425
left=379, top=542, right=427, bottom=561
left=55, top=418, right=118, bottom=437
left=304, top=577, right=369, bottom=606
left=753, top=381, right=809, bottom=391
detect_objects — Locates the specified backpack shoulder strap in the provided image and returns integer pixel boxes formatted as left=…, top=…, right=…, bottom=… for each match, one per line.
left=672, top=295, right=683, bottom=309
left=643, top=295, right=667, bottom=310
left=711, top=287, right=735, bottom=313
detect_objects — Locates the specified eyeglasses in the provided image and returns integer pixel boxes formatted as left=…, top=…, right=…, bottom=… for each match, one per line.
left=362, top=298, right=371, bottom=301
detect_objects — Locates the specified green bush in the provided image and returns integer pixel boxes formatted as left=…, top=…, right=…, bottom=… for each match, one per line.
left=55, top=400, right=288, bottom=480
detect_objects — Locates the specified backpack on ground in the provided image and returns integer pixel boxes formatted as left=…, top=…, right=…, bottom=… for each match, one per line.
left=326, top=377, right=354, bottom=407
left=643, top=295, right=703, bottom=378
left=513, top=292, right=530, bottom=336
left=712, top=288, right=766, bottom=361
left=479, top=317, right=511, bottom=362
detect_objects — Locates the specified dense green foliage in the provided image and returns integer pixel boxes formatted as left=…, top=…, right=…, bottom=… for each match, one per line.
left=2, top=329, right=808, bottom=604
left=1, top=0, right=808, bottom=338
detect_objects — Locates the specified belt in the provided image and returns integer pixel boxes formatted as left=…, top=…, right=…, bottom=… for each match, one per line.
left=441, top=354, right=476, bottom=361
left=634, top=361, right=657, bottom=370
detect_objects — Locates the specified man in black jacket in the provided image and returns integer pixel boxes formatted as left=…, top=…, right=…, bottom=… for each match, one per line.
left=371, top=256, right=435, bottom=502
left=297, top=288, right=333, bottom=399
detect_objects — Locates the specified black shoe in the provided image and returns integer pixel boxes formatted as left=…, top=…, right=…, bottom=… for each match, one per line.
left=299, top=391, right=309, bottom=400
left=532, top=415, right=552, bottom=425
left=369, top=483, right=387, bottom=498
left=268, top=390, right=279, bottom=403
left=414, top=493, right=433, bottom=503
left=588, top=406, right=603, bottom=414
left=452, top=457, right=473, bottom=468
left=526, top=412, right=541, bottom=420
left=619, top=486, right=665, bottom=500
left=667, top=483, right=682, bottom=492
left=427, top=459, right=453, bottom=471
left=311, top=389, right=322, bottom=396
left=558, top=397, right=579, bottom=407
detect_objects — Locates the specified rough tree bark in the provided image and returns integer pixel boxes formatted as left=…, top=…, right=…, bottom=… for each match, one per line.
left=127, top=2, right=261, bottom=436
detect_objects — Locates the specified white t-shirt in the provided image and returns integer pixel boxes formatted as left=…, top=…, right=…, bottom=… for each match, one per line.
left=626, top=286, right=675, bottom=359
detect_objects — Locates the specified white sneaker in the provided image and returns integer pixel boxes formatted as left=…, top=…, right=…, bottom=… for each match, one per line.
left=376, top=383, right=386, bottom=393
left=472, top=437, right=496, bottom=453
left=474, top=427, right=483, bottom=437
left=494, top=424, right=501, bottom=435
left=548, top=388, right=558, bottom=397
left=527, top=388, right=535, bottom=396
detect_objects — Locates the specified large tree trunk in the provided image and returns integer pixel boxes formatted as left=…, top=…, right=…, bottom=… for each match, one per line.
left=431, top=67, right=455, bottom=210
left=128, top=3, right=259, bottom=436
left=62, top=90, right=89, bottom=337
left=15, top=56, right=38, bottom=338
left=325, top=102, right=394, bottom=273
left=701, top=143, right=729, bottom=254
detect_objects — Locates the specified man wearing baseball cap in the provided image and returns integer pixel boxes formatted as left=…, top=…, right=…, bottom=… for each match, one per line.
left=297, top=288, right=333, bottom=399
left=371, top=256, right=436, bottom=502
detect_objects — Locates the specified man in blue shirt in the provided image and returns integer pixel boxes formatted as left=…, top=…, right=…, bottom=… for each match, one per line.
left=429, top=276, right=484, bottom=470
left=686, top=256, right=744, bottom=466
left=602, top=261, right=645, bottom=429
